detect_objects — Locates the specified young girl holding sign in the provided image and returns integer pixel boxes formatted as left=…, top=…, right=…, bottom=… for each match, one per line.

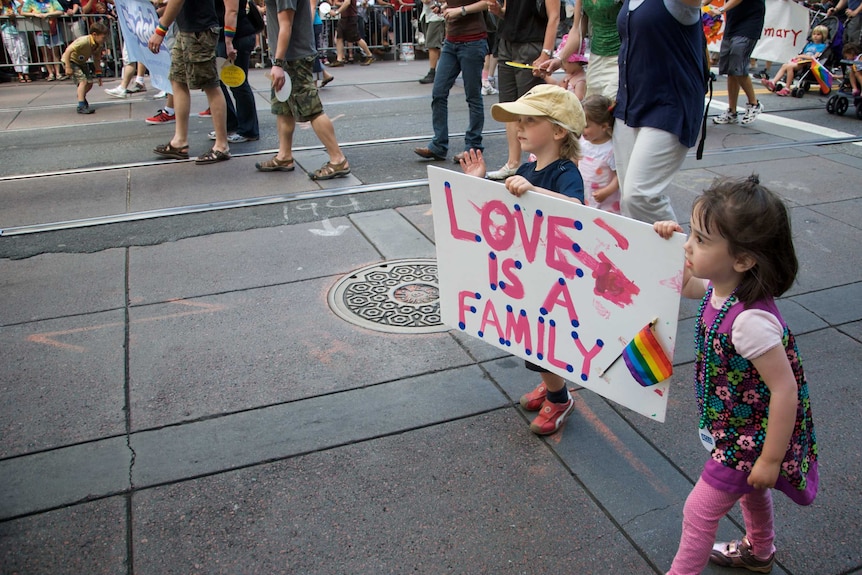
left=653, top=176, right=818, bottom=574
left=460, top=83, right=586, bottom=435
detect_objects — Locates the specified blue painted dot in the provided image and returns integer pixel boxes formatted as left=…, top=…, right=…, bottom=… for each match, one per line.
left=538, top=316, right=545, bottom=323
left=459, top=322, right=465, bottom=329
left=549, top=319, right=556, bottom=327
left=520, top=309, right=527, bottom=317
left=478, top=331, right=484, bottom=337
left=489, top=252, right=497, bottom=260
left=490, top=284, right=497, bottom=291
left=525, top=349, right=532, bottom=356
left=537, top=353, right=544, bottom=360
left=581, top=373, right=588, bottom=382
left=474, top=234, right=482, bottom=242
left=571, top=331, right=579, bottom=339
left=572, top=243, right=581, bottom=253
left=539, top=308, right=548, bottom=316
left=499, top=337, right=506, bottom=344
left=475, top=292, right=482, bottom=299
left=506, top=305, right=513, bottom=312
left=514, top=204, right=521, bottom=211
left=574, top=220, right=583, bottom=230
left=597, top=339, right=604, bottom=347
left=536, top=209, right=543, bottom=217
left=566, top=365, right=574, bottom=373
left=469, top=306, right=476, bottom=313
left=499, top=281, right=507, bottom=289
left=558, top=277, right=565, bottom=285
left=505, top=340, right=511, bottom=346
left=576, top=268, right=584, bottom=277
left=515, top=261, right=522, bottom=269
left=571, top=319, right=579, bottom=328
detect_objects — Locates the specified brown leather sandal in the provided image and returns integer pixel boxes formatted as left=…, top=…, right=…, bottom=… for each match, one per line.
left=153, top=142, right=189, bottom=160
left=309, top=159, right=350, bottom=180
left=255, top=156, right=295, bottom=172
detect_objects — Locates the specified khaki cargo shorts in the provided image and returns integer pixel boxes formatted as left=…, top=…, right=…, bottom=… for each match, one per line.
left=270, top=55, right=324, bottom=122
left=169, top=28, right=219, bottom=90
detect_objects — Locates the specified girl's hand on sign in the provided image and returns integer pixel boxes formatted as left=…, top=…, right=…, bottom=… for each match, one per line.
left=653, top=220, right=683, bottom=239
left=505, top=175, right=533, bottom=197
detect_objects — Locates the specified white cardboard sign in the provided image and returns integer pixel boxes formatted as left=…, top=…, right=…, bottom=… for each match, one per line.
left=429, top=167, right=685, bottom=422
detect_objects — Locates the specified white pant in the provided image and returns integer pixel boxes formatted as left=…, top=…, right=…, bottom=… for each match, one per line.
left=2, top=29, right=30, bottom=74
left=612, top=120, right=687, bottom=224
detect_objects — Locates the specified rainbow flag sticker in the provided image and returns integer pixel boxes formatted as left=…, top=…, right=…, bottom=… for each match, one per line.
left=621, top=323, right=673, bottom=387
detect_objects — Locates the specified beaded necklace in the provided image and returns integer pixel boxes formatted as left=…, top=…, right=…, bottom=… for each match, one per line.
left=694, top=285, right=738, bottom=431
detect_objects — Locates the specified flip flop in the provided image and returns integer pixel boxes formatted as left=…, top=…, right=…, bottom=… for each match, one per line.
left=153, top=142, right=189, bottom=159
left=195, top=148, right=231, bottom=164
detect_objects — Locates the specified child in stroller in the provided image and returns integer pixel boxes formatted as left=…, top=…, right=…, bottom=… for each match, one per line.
left=761, top=24, right=831, bottom=95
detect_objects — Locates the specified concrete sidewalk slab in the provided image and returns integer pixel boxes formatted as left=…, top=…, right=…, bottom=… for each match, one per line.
left=0, top=310, right=126, bottom=458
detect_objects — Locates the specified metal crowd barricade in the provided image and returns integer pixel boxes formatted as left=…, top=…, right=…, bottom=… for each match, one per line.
left=315, top=1, right=421, bottom=64
left=0, top=13, right=121, bottom=80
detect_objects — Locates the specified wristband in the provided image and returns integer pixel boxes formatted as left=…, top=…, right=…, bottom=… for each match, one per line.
left=155, top=24, right=168, bottom=37
left=273, top=58, right=288, bottom=68
left=224, top=25, right=236, bottom=39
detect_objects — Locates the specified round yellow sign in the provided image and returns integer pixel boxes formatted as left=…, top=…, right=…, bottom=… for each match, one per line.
left=220, top=64, right=246, bottom=88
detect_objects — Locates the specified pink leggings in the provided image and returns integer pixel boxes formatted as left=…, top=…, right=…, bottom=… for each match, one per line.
left=667, top=476, right=775, bottom=575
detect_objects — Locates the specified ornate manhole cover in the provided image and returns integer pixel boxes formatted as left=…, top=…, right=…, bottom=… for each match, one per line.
left=328, top=258, right=447, bottom=334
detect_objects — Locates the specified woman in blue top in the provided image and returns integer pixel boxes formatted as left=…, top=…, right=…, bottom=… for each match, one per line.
left=613, top=0, right=705, bottom=224
left=761, top=25, right=829, bottom=96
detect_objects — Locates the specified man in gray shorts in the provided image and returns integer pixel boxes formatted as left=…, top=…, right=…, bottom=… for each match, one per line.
left=706, top=0, right=764, bottom=125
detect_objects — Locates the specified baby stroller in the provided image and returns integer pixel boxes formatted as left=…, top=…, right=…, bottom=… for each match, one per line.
left=789, top=15, right=844, bottom=97
left=825, top=58, right=862, bottom=118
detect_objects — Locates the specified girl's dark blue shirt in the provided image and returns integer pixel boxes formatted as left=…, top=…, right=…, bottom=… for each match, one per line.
left=516, top=159, right=585, bottom=203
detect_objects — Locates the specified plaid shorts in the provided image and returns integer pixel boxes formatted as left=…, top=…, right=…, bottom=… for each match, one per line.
left=270, top=55, right=324, bottom=122
left=169, top=28, right=219, bottom=90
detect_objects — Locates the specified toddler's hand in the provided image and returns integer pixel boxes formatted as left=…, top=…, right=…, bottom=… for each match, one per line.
left=459, top=148, right=486, bottom=178
left=653, top=220, right=683, bottom=239
left=505, top=175, right=532, bottom=197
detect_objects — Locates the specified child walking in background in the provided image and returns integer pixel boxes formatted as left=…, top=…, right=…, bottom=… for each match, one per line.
left=654, top=176, right=818, bottom=575
left=61, top=21, right=108, bottom=114
left=579, top=95, right=619, bottom=214
left=761, top=25, right=829, bottom=96
left=460, top=84, right=586, bottom=435
left=551, top=33, right=587, bottom=100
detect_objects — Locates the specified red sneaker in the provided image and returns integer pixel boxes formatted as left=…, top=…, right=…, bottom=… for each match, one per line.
left=529, top=394, right=574, bottom=435
left=146, top=109, right=176, bottom=124
left=519, top=383, right=547, bottom=411
left=198, top=108, right=211, bottom=117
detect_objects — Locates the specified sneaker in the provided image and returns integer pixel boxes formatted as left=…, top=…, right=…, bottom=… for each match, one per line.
left=146, top=109, right=176, bottom=124
left=741, top=101, right=763, bottom=125
left=713, top=109, right=738, bottom=125
left=207, top=131, right=258, bottom=143
left=487, top=163, right=518, bottom=180
left=126, top=81, right=146, bottom=93
left=198, top=108, right=211, bottom=117
left=710, top=537, right=775, bottom=573
left=481, top=81, right=498, bottom=95
left=529, top=392, right=575, bottom=435
left=105, top=86, right=129, bottom=99
left=519, top=383, right=548, bottom=411
left=153, top=90, right=168, bottom=99
left=76, top=105, right=94, bottom=114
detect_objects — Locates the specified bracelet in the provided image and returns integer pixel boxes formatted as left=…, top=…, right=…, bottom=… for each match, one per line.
left=460, top=5, right=466, bottom=15
left=154, top=23, right=168, bottom=37
left=542, top=48, right=553, bottom=57
left=224, top=25, right=236, bottom=39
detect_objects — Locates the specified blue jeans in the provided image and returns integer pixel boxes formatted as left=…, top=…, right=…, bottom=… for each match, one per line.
left=217, top=34, right=260, bottom=139
left=428, top=38, right=487, bottom=157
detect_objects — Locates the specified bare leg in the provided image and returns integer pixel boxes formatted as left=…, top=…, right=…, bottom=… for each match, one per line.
left=170, top=80, right=191, bottom=148
left=309, top=112, right=347, bottom=165
left=204, top=84, right=229, bottom=153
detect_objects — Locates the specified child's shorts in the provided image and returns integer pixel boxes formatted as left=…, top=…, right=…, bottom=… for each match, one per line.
left=71, top=64, right=94, bottom=85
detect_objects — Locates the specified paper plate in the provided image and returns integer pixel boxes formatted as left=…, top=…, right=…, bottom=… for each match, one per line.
left=265, top=70, right=292, bottom=102
left=505, top=61, right=535, bottom=69
left=319, top=2, right=331, bottom=16
left=220, top=64, right=246, bottom=88
left=216, top=56, right=227, bottom=71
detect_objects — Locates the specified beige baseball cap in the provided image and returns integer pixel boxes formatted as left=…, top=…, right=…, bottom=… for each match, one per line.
left=491, top=84, right=586, bottom=137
